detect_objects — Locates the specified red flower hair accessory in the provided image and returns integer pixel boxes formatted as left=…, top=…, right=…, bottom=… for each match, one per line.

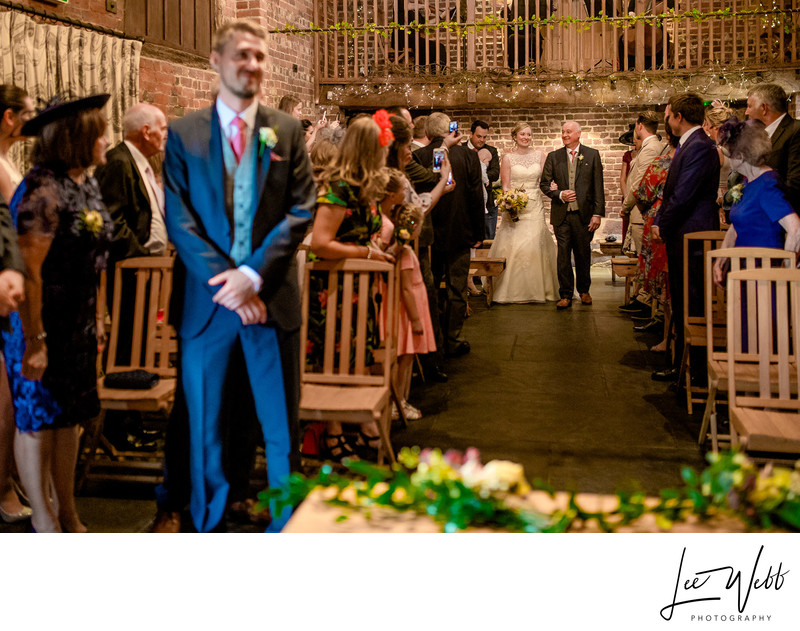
left=372, top=109, right=395, bottom=147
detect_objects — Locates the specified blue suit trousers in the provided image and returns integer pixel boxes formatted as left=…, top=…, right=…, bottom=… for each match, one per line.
left=181, top=306, right=291, bottom=533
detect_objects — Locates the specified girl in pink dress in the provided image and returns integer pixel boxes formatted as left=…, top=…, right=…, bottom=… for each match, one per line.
left=392, top=202, right=436, bottom=420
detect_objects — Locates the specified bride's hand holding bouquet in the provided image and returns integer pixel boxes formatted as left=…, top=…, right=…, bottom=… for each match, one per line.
left=494, top=187, right=529, bottom=222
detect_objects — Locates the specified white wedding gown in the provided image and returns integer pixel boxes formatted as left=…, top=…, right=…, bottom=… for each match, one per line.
left=488, top=151, right=559, bottom=303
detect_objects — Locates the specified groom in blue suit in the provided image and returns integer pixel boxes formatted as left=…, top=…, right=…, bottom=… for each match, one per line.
left=652, top=93, right=720, bottom=381
left=163, top=20, right=314, bottom=532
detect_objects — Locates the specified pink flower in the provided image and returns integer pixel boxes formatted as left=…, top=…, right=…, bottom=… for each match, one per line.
left=318, top=289, right=328, bottom=309
left=444, top=449, right=464, bottom=466
left=465, top=447, right=481, bottom=463
left=306, top=340, right=314, bottom=355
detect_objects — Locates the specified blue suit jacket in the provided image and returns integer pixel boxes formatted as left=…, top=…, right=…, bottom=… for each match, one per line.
left=654, top=128, right=720, bottom=240
left=163, top=105, right=314, bottom=338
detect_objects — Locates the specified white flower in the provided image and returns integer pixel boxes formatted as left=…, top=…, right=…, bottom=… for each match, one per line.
left=258, top=126, right=278, bottom=156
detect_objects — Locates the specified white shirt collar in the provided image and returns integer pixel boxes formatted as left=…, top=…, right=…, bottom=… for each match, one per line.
left=679, top=126, right=702, bottom=146
left=641, top=134, right=658, bottom=147
left=216, top=98, right=259, bottom=139
left=567, top=144, right=581, bottom=154
left=765, top=113, right=787, bottom=139
left=123, top=139, right=152, bottom=177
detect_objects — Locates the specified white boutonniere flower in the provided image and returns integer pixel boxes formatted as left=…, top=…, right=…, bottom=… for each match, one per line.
left=258, top=127, right=278, bottom=158
left=730, top=183, right=744, bottom=202
left=578, top=154, right=584, bottom=162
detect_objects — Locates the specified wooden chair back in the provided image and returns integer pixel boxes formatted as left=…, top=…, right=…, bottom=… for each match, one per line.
left=105, top=256, right=176, bottom=378
left=705, top=247, right=796, bottom=361
left=300, top=258, right=397, bottom=387
left=727, top=268, right=800, bottom=412
left=683, top=230, right=728, bottom=333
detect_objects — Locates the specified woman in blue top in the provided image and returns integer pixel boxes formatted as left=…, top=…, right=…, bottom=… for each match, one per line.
left=713, top=118, right=800, bottom=287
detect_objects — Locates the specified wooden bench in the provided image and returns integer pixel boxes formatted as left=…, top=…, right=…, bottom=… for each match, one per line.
left=469, top=241, right=506, bottom=307
left=610, top=256, right=638, bottom=306
left=599, top=241, right=624, bottom=281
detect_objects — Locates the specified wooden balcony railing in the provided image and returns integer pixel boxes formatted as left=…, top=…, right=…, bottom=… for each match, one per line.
left=313, top=0, right=800, bottom=83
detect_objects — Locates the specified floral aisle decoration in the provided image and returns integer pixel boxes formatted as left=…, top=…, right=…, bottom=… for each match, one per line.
left=494, top=187, right=528, bottom=222
left=258, top=448, right=800, bottom=533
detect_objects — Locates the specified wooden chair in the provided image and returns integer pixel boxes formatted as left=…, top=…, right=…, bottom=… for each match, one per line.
left=299, top=259, right=399, bottom=464
left=698, top=247, right=796, bottom=451
left=726, top=268, right=800, bottom=458
left=77, top=256, right=177, bottom=488
left=679, top=230, right=728, bottom=414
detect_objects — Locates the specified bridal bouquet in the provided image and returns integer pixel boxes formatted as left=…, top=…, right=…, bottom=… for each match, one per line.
left=494, top=187, right=529, bottom=222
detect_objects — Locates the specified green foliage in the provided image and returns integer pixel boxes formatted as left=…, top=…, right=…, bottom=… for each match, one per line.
left=271, top=9, right=799, bottom=39
left=259, top=448, right=800, bottom=533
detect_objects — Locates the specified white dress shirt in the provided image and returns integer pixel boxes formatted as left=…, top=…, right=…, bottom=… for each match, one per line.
left=764, top=113, right=787, bottom=139
left=679, top=126, right=703, bottom=147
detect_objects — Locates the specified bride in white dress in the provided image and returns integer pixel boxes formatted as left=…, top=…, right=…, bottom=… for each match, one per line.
left=489, top=122, right=559, bottom=303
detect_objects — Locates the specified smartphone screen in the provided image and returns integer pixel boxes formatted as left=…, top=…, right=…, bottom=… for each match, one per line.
left=432, top=148, right=444, bottom=172
left=449, top=121, right=458, bottom=133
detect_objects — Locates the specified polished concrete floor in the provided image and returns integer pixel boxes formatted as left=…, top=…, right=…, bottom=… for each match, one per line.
left=0, top=265, right=708, bottom=533
left=396, top=265, right=706, bottom=496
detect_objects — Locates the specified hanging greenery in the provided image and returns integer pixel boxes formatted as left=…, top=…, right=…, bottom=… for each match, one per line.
left=271, top=7, right=800, bottom=38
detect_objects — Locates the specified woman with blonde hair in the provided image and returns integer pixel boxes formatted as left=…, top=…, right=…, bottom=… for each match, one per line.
left=488, top=121, right=558, bottom=303
left=306, top=112, right=395, bottom=461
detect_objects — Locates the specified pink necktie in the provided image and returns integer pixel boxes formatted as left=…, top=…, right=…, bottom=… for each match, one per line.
left=570, top=149, right=576, bottom=163
left=230, top=116, right=247, bottom=164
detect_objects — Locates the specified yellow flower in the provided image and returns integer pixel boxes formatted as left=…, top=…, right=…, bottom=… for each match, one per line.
left=398, top=228, right=411, bottom=241
left=82, top=209, right=104, bottom=235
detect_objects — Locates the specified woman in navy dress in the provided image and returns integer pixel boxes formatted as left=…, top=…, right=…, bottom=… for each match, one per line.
left=713, top=118, right=800, bottom=287
left=4, top=94, right=112, bottom=532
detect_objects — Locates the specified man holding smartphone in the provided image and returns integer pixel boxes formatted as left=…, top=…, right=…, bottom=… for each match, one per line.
left=413, top=112, right=484, bottom=358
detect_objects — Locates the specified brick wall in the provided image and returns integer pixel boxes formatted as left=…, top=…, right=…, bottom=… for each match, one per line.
left=442, top=104, right=650, bottom=241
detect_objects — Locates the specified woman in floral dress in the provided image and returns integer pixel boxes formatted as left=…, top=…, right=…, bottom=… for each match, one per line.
left=307, top=113, right=395, bottom=461
left=634, top=132, right=677, bottom=353
left=4, top=95, right=112, bottom=532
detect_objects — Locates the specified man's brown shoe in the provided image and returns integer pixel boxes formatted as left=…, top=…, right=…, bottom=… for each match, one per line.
left=152, top=510, right=181, bottom=533
left=556, top=298, right=572, bottom=309
left=580, top=293, right=593, bottom=305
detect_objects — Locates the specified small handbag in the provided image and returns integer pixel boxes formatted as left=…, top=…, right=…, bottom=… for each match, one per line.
left=103, top=369, right=160, bottom=390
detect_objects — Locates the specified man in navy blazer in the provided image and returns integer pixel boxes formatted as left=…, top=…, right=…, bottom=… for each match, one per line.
left=163, top=20, right=314, bottom=532
left=652, top=93, right=720, bottom=381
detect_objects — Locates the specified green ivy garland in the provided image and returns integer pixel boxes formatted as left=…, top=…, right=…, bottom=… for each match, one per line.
left=258, top=448, right=800, bottom=533
left=272, top=8, right=800, bottom=38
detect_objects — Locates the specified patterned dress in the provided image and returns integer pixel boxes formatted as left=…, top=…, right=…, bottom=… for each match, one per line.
left=3, top=167, right=112, bottom=432
left=634, top=154, right=672, bottom=300
left=306, top=180, right=382, bottom=371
